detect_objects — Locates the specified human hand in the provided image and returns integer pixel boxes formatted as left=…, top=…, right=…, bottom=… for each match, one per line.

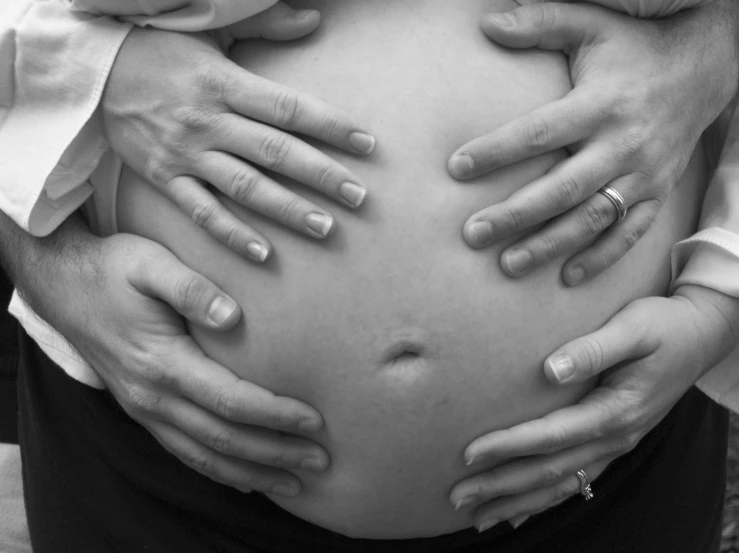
left=449, top=284, right=739, bottom=532
left=517, top=0, right=713, bottom=19
left=449, top=0, right=738, bottom=285
left=16, top=215, right=327, bottom=497
left=102, top=4, right=375, bottom=263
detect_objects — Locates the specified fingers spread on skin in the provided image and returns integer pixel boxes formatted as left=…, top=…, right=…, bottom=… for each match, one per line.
left=463, top=147, right=619, bottom=248
left=544, top=307, right=653, bottom=384
left=227, top=3, right=321, bottom=41
left=473, top=459, right=609, bottom=533
left=449, top=92, right=596, bottom=180
left=127, top=244, right=242, bottom=330
left=196, top=151, right=336, bottom=239
left=223, top=73, right=375, bottom=155
left=168, top=348, right=324, bottom=433
left=214, top=114, right=367, bottom=209
left=480, top=3, right=604, bottom=53
left=163, top=175, right=272, bottom=262
left=165, top=398, right=329, bottom=471
left=149, top=423, right=303, bottom=496
left=500, top=191, right=617, bottom=278
left=562, top=198, right=662, bottom=286
left=452, top=442, right=611, bottom=510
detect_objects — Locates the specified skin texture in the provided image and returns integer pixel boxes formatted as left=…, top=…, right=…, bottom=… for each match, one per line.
left=101, top=3, right=375, bottom=262
left=117, top=0, right=708, bottom=538
left=0, top=210, right=329, bottom=497
left=450, top=0, right=738, bottom=285
left=452, top=0, right=739, bottom=531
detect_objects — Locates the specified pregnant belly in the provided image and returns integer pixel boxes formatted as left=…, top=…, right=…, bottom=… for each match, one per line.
left=117, top=0, right=707, bottom=539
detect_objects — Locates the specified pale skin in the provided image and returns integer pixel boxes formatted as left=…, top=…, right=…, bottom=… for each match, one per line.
left=4, top=0, right=739, bottom=531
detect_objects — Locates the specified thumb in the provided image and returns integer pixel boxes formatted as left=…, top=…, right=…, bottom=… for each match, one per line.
left=481, top=3, right=603, bottom=53
left=543, top=307, right=653, bottom=384
left=226, top=3, right=321, bottom=42
left=129, top=246, right=242, bottom=331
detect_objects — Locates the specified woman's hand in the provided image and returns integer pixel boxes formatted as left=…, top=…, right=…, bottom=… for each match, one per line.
left=449, top=0, right=738, bottom=285
left=6, top=213, right=327, bottom=497
left=449, top=284, right=739, bottom=532
left=102, top=4, right=375, bottom=263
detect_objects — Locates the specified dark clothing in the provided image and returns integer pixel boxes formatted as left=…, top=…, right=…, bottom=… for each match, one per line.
left=18, top=327, right=727, bottom=553
left=0, top=267, right=19, bottom=444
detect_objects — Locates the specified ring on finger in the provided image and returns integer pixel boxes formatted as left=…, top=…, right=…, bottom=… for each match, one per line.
left=597, top=186, right=628, bottom=223
left=576, top=469, right=594, bottom=501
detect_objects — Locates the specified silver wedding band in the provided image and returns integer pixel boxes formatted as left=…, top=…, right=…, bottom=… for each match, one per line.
left=576, top=469, right=594, bottom=501
left=597, top=186, right=628, bottom=223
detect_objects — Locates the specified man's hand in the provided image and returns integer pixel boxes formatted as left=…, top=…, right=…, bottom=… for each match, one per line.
left=450, top=285, right=739, bottom=531
left=103, top=5, right=375, bottom=262
left=1, top=212, right=328, bottom=496
left=449, top=0, right=738, bottom=285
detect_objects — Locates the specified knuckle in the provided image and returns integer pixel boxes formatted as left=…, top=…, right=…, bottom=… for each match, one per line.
left=555, top=478, right=581, bottom=501
left=539, top=464, right=565, bottom=485
left=228, top=169, right=261, bottom=206
left=273, top=90, right=302, bottom=129
left=311, top=162, right=337, bottom=191
left=578, top=200, right=612, bottom=235
left=173, top=106, right=220, bottom=133
left=535, top=233, right=561, bottom=261
left=191, top=200, right=218, bottom=230
left=542, top=425, right=568, bottom=452
left=271, top=454, right=289, bottom=469
left=551, top=175, right=582, bottom=210
left=122, top=384, right=163, bottom=417
left=276, top=196, right=301, bottom=224
left=618, top=225, right=643, bottom=251
left=181, top=449, right=213, bottom=475
left=258, top=133, right=292, bottom=170
left=207, top=429, right=236, bottom=455
left=174, top=274, right=209, bottom=314
left=144, top=157, right=172, bottom=187
left=501, top=206, right=527, bottom=233
left=525, top=116, right=552, bottom=150
left=214, top=390, right=237, bottom=420
left=580, top=338, right=606, bottom=373
left=318, top=113, right=340, bottom=141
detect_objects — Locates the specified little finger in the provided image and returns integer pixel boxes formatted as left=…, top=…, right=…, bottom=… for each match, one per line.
left=197, top=151, right=336, bottom=239
left=149, top=422, right=303, bottom=497
left=452, top=441, right=611, bottom=509
left=474, top=460, right=609, bottom=533
left=224, top=73, right=375, bottom=155
left=167, top=398, right=329, bottom=471
left=563, top=198, right=662, bottom=286
left=164, top=175, right=272, bottom=262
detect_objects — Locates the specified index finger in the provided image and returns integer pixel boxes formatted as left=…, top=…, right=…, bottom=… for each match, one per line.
left=171, top=337, right=324, bottom=433
left=223, top=69, right=376, bottom=156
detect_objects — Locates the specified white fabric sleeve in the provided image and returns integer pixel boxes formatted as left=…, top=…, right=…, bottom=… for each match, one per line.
left=66, top=0, right=279, bottom=31
left=0, top=0, right=131, bottom=236
left=669, top=107, right=739, bottom=411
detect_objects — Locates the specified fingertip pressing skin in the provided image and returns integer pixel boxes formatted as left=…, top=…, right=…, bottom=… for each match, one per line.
left=206, top=296, right=241, bottom=328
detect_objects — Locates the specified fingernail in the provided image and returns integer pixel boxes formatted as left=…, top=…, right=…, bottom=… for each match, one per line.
left=271, top=484, right=298, bottom=497
left=548, top=354, right=575, bottom=382
left=305, top=212, right=334, bottom=238
left=467, top=221, right=494, bottom=247
left=300, top=457, right=326, bottom=471
left=207, top=296, right=238, bottom=326
left=349, top=132, right=376, bottom=154
left=486, top=13, right=515, bottom=27
left=449, top=154, right=474, bottom=179
left=246, top=242, right=269, bottom=262
left=298, top=418, right=321, bottom=432
left=509, top=514, right=529, bottom=529
left=454, top=495, right=478, bottom=511
left=478, top=519, right=499, bottom=533
left=296, top=9, right=319, bottom=21
left=339, top=182, right=366, bottom=208
left=566, top=265, right=585, bottom=286
left=503, top=249, right=532, bottom=276
left=465, top=455, right=478, bottom=466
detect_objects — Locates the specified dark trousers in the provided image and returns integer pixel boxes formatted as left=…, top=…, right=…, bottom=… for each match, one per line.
left=18, top=328, right=727, bottom=553
left=0, top=267, right=19, bottom=444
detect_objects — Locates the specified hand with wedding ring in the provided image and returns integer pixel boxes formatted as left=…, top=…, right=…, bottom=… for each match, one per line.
left=450, top=284, right=739, bottom=532
left=102, top=4, right=374, bottom=263
left=449, top=0, right=738, bottom=285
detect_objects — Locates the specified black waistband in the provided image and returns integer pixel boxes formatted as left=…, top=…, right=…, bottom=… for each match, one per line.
left=17, top=328, right=728, bottom=553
